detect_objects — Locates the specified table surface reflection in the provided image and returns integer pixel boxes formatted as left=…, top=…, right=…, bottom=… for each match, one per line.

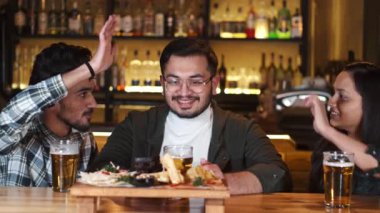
left=0, top=187, right=379, bottom=213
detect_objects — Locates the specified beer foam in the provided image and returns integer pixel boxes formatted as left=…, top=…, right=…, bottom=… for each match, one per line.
left=50, top=144, right=79, bottom=155
left=323, top=161, right=354, bottom=167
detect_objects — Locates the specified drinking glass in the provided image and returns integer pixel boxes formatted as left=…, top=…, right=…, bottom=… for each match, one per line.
left=50, top=140, right=80, bottom=192
left=323, top=151, right=355, bottom=208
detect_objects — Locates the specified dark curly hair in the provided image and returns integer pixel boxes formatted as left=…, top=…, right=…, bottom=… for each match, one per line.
left=29, top=42, right=92, bottom=85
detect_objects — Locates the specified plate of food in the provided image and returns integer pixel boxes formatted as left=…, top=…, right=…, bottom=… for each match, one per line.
left=71, top=154, right=230, bottom=199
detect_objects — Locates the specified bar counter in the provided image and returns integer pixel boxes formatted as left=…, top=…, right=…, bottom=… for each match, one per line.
left=1, top=187, right=379, bottom=213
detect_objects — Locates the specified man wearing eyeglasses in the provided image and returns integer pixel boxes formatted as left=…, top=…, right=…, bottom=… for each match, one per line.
left=89, top=38, right=292, bottom=194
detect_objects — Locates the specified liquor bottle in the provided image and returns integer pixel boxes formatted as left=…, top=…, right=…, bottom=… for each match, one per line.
left=165, top=0, right=176, bottom=37
left=143, top=0, right=155, bottom=36
left=267, top=0, right=277, bottom=39
left=259, top=52, right=267, bottom=88
left=175, top=0, right=188, bottom=37
left=235, top=6, right=246, bottom=38
left=113, top=0, right=122, bottom=36
left=67, top=1, right=81, bottom=35
left=12, top=45, right=21, bottom=89
left=221, top=3, right=232, bottom=37
left=118, top=47, right=128, bottom=90
left=277, top=0, right=291, bottom=39
left=208, top=2, right=219, bottom=37
left=142, top=50, right=154, bottom=86
left=83, top=1, right=94, bottom=35
left=284, top=57, right=294, bottom=89
left=93, top=0, right=105, bottom=35
left=227, top=66, right=240, bottom=90
left=38, top=0, right=48, bottom=35
left=14, top=0, right=27, bottom=35
left=218, top=54, right=227, bottom=94
left=48, top=0, right=59, bottom=35
left=196, top=2, right=205, bottom=37
left=58, top=0, right=67, bottom=35
left=133, top=4, right=143, bottom=36
left=245, top=0, right=256, bottom=39
left=267, top=52, right=276, bottom=91
left=154, top=3, right=165, bottom=37
left=129, top=49, right=142, bottom=86
left=291, top=8, right=302, bottom=38
left=255, top=0, right=268, bottom=39
left=247, top=67, right=261, bottom=89
left=110, top=54, right=120, bottom=91
left=187, top=1, right=198, bottom=37
left=28, top=0, right=37, bottom=35
left=293, top=55, right=303, bottom=88
left=153, top=50, right=161, bottom=86
left=276, top=54, right=285, bottom=91
left=121, top=0, right=133, bottom=36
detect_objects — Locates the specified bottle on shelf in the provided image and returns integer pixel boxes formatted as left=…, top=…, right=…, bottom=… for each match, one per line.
left=227, top=66, right=240, bottom=90
left=267, top=52, right=276, bottom=91
left=143, top=0, right=155, bottom=36
left=48, top=0, right=59, bottom=35
left=293, top=55, right=303, bottom=88
left=187, top=1, right=198, bottom=37
left=174, top=0, right=188, bottom=37
left=28, top=0, right=37, bottom=35
left=67, top=0, right=81, bottom=35
left=120, top=0, right=133, bottom=36
left=83, top=1, right=94, bottom=35
left=247, top=67, right=261, bottom=89
left=113, top=0, right=122, bottom=36
left=267, top=0, right=278, bottom=39
left=255, top=0, right=269, bottom=39
left=38, top=0, right=48, bottom=35
left=208, top=2, right=220, bottom=38
left=234, top=6, right=246, bottom=38
left=284, top=56, right=294, bottom=89
left=12, top=45, right=21, bottom=89
left=129, top=49, right=142, bottom=86
left=276, top=54, right=285, bottom=91
left=117, top=47, right=128, bottom=91
left=132, top=3, right=143, bottom=36
left=277, top=0, right=291, bottom=39
left=220, top=3, right=232, bottom=38
left=291, top=8, right=302, bottom=38
left=14, top=0, right=27, bottom=35
left=58, top=0, right=67, bottom=35
left=153, top=50, right=161, bottom=86
left=245, top=0, right=256, bottom=39
left=218, top=54, right=227, bottom=94
left=154, top=2, right=165, bottom=37
left=142, top=50, right=154, bottom=86
left=93, top=0, right=105, bottom=35
left=165, top=0, right=176, bottom=37
left=196, top=2, right=205, bottom=37
left=110, top=52, right=120, bottom=91
left=259, top=52, right=267, bottom=88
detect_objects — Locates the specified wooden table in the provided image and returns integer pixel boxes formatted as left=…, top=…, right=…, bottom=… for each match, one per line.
left=1, top=187, right=379, bottom=213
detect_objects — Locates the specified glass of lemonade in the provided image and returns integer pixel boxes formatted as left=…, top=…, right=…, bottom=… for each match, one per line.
left=323, top=151, right=355, bottom=208
left=50, top=140, right=80, bottom=192
left=163, top=145, right=193, bottom=175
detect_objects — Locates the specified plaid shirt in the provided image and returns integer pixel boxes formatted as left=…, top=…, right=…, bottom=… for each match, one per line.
left=0, top=75, right=97, bottom=186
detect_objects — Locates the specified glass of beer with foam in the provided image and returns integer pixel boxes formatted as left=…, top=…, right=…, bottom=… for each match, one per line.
left=323, top=151, right=355, bottom=208
left=163, top=145, right=193, bottom=175
left=50, top=140, right=79, bottom=192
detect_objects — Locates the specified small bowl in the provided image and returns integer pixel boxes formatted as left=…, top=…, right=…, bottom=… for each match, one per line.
left=132, top=156, right=161, bottom=173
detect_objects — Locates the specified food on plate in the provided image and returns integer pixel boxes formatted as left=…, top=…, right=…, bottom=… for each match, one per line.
left=186, top=165, right=223, bottom=186
left=160, top=153, right=185, bottom=184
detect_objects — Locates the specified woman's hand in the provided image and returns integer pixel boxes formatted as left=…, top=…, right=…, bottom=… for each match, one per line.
left=89, top=15, right=117, bottom=74
left=304, top=95, right=331, bottom=135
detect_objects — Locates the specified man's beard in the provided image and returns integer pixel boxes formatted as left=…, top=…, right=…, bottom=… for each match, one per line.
left=59, top=110, right=93, bottom=132
left=169, top=95, right=212, bottom=119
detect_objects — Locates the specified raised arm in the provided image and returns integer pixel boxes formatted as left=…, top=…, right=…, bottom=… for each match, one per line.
left=305, top=95, right=379, bottom=172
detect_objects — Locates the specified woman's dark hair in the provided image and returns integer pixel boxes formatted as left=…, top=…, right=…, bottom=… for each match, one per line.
left=29, top=42, right=92, bottom=85
left=344, top=62, right=380, bottom=146
left=160, top=38, right=218, bottom=76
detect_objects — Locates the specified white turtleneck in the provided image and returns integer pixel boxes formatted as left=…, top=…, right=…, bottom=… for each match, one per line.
left=160, top=105, right=213, bottom=166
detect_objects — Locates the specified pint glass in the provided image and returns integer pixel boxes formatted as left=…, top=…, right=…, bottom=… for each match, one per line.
left=163, top=145, right=193, bottom=175
left=50, top=140, right=79, bottom=192
left=323, top=151, right=355, bottom=208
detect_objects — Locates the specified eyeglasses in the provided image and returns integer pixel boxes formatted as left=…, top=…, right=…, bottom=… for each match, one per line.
left=163, top=76, right=214, bottom=93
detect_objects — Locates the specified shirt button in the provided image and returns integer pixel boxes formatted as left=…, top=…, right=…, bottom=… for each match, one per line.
left=273, top=174, right=278, bottom=179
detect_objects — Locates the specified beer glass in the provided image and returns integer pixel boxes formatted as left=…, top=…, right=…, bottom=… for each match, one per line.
left=163, top=145, right=193, bottom=175
left=323, top=151, right=355, bottom=208
left=50, top=140, right=80, bottom=192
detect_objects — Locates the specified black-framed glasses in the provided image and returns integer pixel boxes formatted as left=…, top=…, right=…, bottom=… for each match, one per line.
left=163, top=76, right=214, bottom=93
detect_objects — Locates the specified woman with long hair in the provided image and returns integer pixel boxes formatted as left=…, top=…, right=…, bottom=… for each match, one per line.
left=306, top=62, right=380, bottom=195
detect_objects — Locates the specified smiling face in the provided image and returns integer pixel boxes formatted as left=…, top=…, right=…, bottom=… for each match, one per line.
left=161, top=55, right=219, bottom=118
left=56, top=79, right=97, bottom=132
left=329, top=71, right=363, bottom=136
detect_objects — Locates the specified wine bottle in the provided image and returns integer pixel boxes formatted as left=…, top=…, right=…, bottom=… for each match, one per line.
left=218, top=54, right=227, bottom=94
left=48, top=0, right=59, bottom=35
left=67, top=1, right=81, bottom=35
left=83, top=1, right=94, bottom=35
left=58, top=0, right=67, bottom=35
left=38, top=0, right=48, bottom=35
left=15, top=0, right=27, bottom=35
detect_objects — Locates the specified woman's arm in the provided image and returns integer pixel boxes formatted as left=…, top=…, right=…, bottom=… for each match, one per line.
left=305, top=95, right=379, bottom=172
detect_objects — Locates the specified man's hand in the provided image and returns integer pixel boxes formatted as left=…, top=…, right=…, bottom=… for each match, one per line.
left=89, top=15, right=117, bottom=74
left=200, top=159, right=224, bottom=179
